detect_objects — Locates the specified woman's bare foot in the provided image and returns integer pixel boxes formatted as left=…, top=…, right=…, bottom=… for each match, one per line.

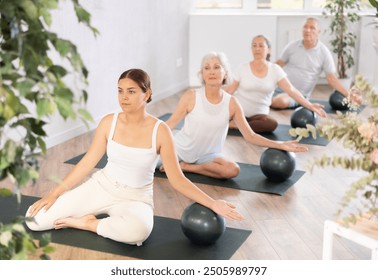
left=179, top=161, right=188, bottom=171
left=159, top=164, right=165, bottom=173
left=229, top=120, right=238, bottom=129
left=54, top=214, right=99, bottom=232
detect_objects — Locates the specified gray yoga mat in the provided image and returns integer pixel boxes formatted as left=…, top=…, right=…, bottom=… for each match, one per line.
left=65, top=154, right=305, bottom=195
left=158, top=113, right=329, bottom=146
left=0, top=195, right=251, bottom=260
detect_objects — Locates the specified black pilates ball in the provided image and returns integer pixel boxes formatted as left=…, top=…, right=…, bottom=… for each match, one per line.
left=260, top=148, right=296, bottom=182
left=181, top=202, right=225, bottom=245
left=329, top=91, right=349, bottom=111
left=290, top=106, right=317, bottom=128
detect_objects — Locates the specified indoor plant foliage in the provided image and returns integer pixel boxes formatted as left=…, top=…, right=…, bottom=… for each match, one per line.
left=323, top=0, right=361, bottom=79
left=0, top=0, right=97, bottom=189
left=0, top=212, right=54, bottom=260
left=369, top=0, right=378, bottom=17
left=291, top=75, right=378, bottom=224
left=0, top=0, right=97, bottom=259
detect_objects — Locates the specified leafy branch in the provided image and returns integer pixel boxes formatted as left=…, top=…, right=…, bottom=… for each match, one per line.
left=289, top=74, right=378, bottom=223
left=0, top=0, right=98, bottom=189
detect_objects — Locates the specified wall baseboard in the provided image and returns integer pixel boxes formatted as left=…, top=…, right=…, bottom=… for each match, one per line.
left=44, top=120, right=98, bottom=149
left=151, top=80, right=189, bottom=103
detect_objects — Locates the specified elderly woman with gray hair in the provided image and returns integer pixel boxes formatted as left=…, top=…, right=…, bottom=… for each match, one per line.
left=160, top=51, right=309, bottom=179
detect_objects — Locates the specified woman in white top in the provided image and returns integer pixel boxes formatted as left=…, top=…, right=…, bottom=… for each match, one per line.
left=25, top=69, right=243, bottom=246
left=226, top=35, right=326, bottom=133
left=161, top=52, right=309, bottom=180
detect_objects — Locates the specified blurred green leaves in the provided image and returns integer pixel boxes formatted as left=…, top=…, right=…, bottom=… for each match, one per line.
left=289, top=75, right=378, bottom=224
left=0, top=0, right=97, bottom=189
left=0, top=0, right=98, bottom=260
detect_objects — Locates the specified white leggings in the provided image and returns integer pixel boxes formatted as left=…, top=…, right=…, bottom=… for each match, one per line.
left=25, top=170, right=154, bottom=246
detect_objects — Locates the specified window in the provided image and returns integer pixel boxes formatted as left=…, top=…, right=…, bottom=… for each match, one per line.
left=195, top=0, right=242, bottom=9
left=194, top=0, right=327, bottom=11
left=257, top=0, right=305, bottom=10
left=193, top=0, right=375, bottom=12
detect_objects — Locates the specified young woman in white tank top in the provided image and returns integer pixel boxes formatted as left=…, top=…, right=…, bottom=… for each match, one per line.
left=25, top=69, right=243, bottom=246
left=162, top=52, right=309, bottom=179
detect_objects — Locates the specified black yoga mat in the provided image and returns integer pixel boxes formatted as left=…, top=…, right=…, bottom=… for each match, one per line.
left=158, top=113, right=329, bottom=146
left=310, top=99, right=366, bottom=114
left=155, top=162, right=305, bottom=195
left=228, top=124, right=329, bottom=146
left=0, top=195, right=251, bottom=260
left=65, top=154, right=305, bottom=195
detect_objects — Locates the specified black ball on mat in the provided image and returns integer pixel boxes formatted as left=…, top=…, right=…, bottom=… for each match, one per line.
left=181, top=202, right=225, bottom=245
left=290, top=106, right=317, bottom=128
left=260, top=148, right=296, bottom=182
left=329, top=90, right=349, bottom=111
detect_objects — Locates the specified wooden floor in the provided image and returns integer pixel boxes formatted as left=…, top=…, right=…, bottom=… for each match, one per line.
left=3, top=85, right=375, bottom=260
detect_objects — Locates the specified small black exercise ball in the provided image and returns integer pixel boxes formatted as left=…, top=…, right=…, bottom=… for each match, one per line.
left=181, top=202, right=225, bottom=245
left=329, top=91, right=349, bottom=110
left=290, top=106, right=317, bottom=128
left=260, top=148, right=296, bottom=182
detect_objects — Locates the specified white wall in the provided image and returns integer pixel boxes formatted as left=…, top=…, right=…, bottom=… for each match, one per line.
left=189, top=14, right=277, bottom=86
left=44, top=0, right=191, bottom=148
left=358, top=16, right=378, bottom=86
left=43, top=3, right=375, bottom=148
left=189, top=13, right=366, bottom=87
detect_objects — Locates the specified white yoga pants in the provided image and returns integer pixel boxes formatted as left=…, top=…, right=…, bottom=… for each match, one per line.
left=25, top=170, right=154, bottom=246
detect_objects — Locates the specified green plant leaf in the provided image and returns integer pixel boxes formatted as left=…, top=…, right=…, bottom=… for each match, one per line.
left=56, top=96, right=76, bottom=119
left=38, top=233, right=52, bottom=247
left=53, top=38, right=72, bottom=57
left=48, top=65, right=67, bottom=78
left=0, top=188, right=13, bottom=197
left=73, top=3, right=91, bottom=23
left=78, top=108, right=94, bottom=122
left=369, top=0, right=378, bottom=9
left=19, top=0, right=39, bottom=20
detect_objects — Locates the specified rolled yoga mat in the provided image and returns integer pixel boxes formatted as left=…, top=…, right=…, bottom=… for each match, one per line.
left=0, top=194, right=251, bottom=260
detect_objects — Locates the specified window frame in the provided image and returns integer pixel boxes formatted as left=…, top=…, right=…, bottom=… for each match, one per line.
left=192, top=0, right=374, bottom=15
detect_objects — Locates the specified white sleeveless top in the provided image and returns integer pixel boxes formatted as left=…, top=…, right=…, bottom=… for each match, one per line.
left=174, top=88, right=231, bottom=163
left=103, top=112, right=161, bottom=188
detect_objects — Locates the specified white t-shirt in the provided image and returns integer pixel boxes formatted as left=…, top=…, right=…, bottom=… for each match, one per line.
left=233, top=61, right=286, bottom=116
left=280, top=39, right=336, bottom=98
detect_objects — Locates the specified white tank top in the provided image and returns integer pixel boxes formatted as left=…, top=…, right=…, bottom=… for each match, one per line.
left=174, top=88, right=231, bottom=163
left=103, top=112, right=161, bottom=187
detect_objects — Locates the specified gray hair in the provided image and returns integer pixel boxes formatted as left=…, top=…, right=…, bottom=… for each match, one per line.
left=197, top=51, right=233, bottom=85
left=304, top=17, right=322, bottom=31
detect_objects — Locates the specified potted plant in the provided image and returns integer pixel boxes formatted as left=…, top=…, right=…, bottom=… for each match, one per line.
left=323, top=0, right=361, bottom=80
left=0, top=0, right=97, bottom=259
